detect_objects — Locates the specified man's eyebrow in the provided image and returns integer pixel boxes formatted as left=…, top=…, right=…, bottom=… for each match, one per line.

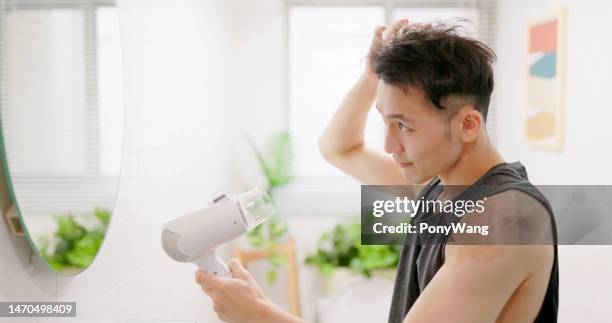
left=375, top=105, right=414, bottom=123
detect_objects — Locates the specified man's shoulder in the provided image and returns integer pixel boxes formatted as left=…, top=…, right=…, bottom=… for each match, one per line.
left=462, top=188, right=554, bottom=245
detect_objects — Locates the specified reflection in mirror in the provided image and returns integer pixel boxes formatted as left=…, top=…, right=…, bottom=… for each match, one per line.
left=0, top=0, right=123, bottom=275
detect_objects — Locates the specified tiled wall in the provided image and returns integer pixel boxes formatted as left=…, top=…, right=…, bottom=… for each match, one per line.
left=1, top=1, right=236, bottom=322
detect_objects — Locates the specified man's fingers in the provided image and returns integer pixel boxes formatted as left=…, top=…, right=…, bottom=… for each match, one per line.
left=387, top=19, right=409, bottom=38
left=228, top=258, right=252, bottom=280
left=201, top=285, right=215, bottom=296
left=195, top=269, right=225, bottom=289
left=373, top=25, right=386, bottom=38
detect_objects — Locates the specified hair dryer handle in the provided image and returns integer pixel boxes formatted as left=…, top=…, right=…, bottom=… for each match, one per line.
left=195, top=252, right=233, bottom=278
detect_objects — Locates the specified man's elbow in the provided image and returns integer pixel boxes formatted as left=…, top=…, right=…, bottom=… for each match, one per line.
left=318, top=137, right=338, bottom=163
left=318, top=139, right=363, bottom=169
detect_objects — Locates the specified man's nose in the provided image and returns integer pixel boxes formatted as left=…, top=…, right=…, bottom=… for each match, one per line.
left=384, top=128, right=403, bottom=154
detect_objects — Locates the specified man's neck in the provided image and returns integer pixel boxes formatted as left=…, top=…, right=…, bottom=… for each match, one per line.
left=438, top=135, right=504, bottom=187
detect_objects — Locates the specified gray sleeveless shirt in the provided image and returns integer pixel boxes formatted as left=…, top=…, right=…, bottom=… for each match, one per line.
left=387, top=162, right=559, bottom=323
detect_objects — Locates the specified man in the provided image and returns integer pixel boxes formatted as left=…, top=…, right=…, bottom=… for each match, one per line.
left=196, top=19, right=559, bottom=323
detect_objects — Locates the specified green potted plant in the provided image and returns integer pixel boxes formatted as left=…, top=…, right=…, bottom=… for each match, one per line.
left=245, top=131, right=292, bottom=284
left=305, top=219, right=401, bottom=293
left=38, top=208, right=110, bottom=274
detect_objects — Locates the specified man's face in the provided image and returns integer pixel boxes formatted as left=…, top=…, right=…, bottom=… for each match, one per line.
left=376, top=82, right=463, bottom=184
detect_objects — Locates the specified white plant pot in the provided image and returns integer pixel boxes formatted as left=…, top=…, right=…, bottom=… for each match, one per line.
left=324, top=267, right=396, bottom=296
left=318, top=268, right=397, bottom=323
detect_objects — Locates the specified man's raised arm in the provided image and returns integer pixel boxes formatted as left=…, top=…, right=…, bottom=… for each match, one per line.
left=318, top=20, right=410, bottom=185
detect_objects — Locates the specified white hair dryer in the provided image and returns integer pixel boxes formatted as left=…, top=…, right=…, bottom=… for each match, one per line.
left=161, top=187, right=272, bottom=277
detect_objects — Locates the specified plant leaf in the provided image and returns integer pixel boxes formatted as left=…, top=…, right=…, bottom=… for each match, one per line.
left=266, top=269, right=278, bottom=284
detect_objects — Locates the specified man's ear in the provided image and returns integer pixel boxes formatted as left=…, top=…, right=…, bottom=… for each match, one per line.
left=457, top=106, right=483, bottom=143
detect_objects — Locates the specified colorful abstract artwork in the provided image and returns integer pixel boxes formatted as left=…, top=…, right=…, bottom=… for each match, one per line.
left=525, top=9, right=567, bottom=151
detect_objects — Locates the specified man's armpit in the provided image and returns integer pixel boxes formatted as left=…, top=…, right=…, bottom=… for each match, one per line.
left=448, top=189, right=554, bottom=245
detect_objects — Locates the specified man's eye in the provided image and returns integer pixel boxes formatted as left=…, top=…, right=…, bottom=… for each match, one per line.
left=398, top=122, right=412, bottom=132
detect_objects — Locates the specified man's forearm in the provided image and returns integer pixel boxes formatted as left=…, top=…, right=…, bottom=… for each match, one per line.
left=260, top=298, right=305, bottom=323
left=318, top=71, right=379, bottom=159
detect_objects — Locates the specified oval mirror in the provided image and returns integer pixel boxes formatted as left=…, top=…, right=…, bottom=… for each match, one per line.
left=0, top=0, right=124, bottom=275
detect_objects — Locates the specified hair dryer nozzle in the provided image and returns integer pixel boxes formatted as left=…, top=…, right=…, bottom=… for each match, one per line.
left=236, top=188, right=273, bottom=230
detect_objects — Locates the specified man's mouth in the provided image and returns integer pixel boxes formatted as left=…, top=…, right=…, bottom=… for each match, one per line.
left=397, top=162, right=414, bottom=168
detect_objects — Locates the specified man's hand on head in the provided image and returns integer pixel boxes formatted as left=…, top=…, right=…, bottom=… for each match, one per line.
left=367, top=19, right=410, bottom=76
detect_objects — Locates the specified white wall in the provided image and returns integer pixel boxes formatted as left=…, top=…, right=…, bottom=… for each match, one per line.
left=1, top=0, right=235, bottom=322
left=493, top=1, right=612, bottom=322
left=492, top=0, right=612, bottom=185
left=227, top=0, right=288, bottom=189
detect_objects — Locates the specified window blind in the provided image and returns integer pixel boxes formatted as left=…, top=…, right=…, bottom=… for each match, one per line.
left=0, top=0, right=123, bottom=216
left=284, top=1, right=497, bottom=217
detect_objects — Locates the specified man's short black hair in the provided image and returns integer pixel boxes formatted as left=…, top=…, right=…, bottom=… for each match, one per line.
left=372, top=22, right=496, bottom=122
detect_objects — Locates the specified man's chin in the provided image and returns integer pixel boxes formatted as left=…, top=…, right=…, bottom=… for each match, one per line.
left=402, top=169, right=425, bottom=185
left=402, top=168, right=437, bottom=185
